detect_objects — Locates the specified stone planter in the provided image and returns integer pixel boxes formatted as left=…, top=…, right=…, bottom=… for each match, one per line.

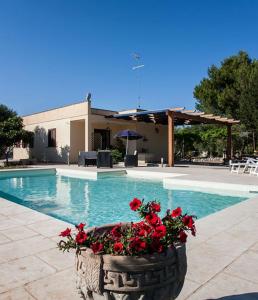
left=76, top=224, right=187, bottom=300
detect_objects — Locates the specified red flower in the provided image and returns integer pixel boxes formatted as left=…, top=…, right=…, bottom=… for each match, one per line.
left=182, top=215, right=194, bottom=229
left=138, top=228, right=147, bottom=237
left=129, top=198, right=142, bottom=211
left=150, top=239, right=164, bottom=253
left=145, top=213, right=161, bottom=226
left=113, top=242, right=124, bottom=253
left=75, top=231, right=88, bottom=244
left=171, top=207, right=182, bottom=218
left=133, top=221, right=152, bottom=235
left=129, top=237, right=147, bottom=252
left=59, top=228, right=71, bottom=237
left=91, top=242, right=104, bottom=254
left=111, top=225, right=122, bottom=239
left=76, top=223, right=85, bottom=231
left=191, top=226, right=196, bottom=236
left=179, top=231, right=187, bottom=243
left=139, top=240, right=147, bottom=251
left=152, top=225, right=166, bottom=238
left=150, top=202, right=161, bottom=212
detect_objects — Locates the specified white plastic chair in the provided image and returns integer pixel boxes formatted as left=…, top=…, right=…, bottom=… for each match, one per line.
left=230, top=158, right=258, bottom=174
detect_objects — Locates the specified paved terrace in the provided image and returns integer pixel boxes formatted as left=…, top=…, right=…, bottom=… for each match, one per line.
left=0, top=165, right=257, bottom=299
left=23, top=163, right=258, bottom=184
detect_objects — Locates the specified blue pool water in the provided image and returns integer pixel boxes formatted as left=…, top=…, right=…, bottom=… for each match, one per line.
left=0, top=173, right=248, bottom=226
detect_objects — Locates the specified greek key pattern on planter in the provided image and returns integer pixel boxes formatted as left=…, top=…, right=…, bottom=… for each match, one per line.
left=103, top=263, right=177, bottom=292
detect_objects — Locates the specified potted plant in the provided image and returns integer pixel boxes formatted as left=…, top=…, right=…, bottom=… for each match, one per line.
left=58, top=198, right=196, bottom=300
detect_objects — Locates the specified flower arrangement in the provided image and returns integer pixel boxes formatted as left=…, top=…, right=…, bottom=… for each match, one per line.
left=58, top=198, right=196, bottom=256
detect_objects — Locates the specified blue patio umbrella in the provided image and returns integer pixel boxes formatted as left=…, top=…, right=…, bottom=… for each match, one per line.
left=114, top=130, right=143, bottom=154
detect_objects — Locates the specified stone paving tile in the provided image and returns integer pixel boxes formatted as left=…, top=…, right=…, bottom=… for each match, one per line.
left=0, top=255, right=56, bottom=293
left=1, top=226, right=39, bottom=241
left=0, top=233, right=11, bottom=245
left=0, top=287, right=35, bottom=300
left=0, top=200, right=13, bottom=209
left=36, top=248, right=75, bottom=271
left=177, top=279, right=200, bottom=300
left=25, top=268, right=81, bottom=300
left=0, top=235, right=56, bottom=262
left=0, top=218, right=23, bottom=231
left=224, top=251, right=258, bottom=284
left=204, top=231, right=249, bottom=258
left=225, top=217, right=258, bottom=246
left=27, top=218, right=71, bottom=238
left=250, top=241, right=258, bottom=253
left=0, top=204, right=31, bottom=217
left=188, top=272, right=258, bottom=300
left=186, top=243, right=234, bottom=285
left=0, top=215, right=8, bottom=222
left=9, top=210, right=50, bottom=225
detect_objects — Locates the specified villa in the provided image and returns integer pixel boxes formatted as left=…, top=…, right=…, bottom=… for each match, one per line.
left=13, top=97, right=238, bottom=166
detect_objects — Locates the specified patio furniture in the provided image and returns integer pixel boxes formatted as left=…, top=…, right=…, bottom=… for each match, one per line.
left=78, top=151, right=97, bottom=167
left=97, top=150, right=113, bottom=168
left=124, top=151, right=138, bottom=167
left=230, top=160, right=248, bottom=174
left=249, top=161, right=258, bottom=176
left=114, top=130, right=142, bottom=155
left=230, top=157, right=258, bottom=174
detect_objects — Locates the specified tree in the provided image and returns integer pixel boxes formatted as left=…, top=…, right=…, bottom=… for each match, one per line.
left=0, top=104, right=32, bottom=164
left=194, top=51, right=258, bottom=153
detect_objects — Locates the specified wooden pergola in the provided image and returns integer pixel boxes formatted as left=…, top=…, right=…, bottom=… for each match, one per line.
left=107, top=107, right=240, bottom=167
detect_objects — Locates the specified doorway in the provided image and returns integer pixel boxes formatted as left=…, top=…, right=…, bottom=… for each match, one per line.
left=93, top=129, right=110, bottom=150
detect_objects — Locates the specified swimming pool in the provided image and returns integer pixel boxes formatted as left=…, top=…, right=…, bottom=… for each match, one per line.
left=0, top=171, right=249, bottom=226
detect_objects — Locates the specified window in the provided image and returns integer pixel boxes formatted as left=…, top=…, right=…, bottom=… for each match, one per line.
left=48, top=129, right=56, bottom=147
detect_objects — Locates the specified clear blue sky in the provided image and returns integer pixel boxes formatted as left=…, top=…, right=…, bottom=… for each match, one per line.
left=0, top=0, right=258, bottom=115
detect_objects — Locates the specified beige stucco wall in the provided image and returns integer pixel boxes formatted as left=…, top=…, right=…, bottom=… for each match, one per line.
left=70, top=120, right=85, bottom=163
left=22, top=102, right=89, bottom=125
left=13, top=101, right=91, bottom=163
left=13, top=100, right=168, bottom=163
left=25, top=118, right=71, bottom=163
left=12, top=148, right=31, bottom=160
left=90, top=114, right=168, bottom=161
left=135, top=123, right=168, bottom=162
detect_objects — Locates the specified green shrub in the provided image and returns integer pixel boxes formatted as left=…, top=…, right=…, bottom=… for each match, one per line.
left=111, top=149, right=123, bottom=164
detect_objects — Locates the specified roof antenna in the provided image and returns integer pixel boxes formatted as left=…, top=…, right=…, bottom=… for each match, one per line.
left=132, top=53, right=144, bottom=108
left=86, top=92, right=91, bottom=102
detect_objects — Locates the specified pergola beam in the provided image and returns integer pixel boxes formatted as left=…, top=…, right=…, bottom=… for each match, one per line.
left=170, top=111, right=238, bottom=125
left=108, top=108, right=239, bottom=167
left=167, top=111, right=175, bottom=167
